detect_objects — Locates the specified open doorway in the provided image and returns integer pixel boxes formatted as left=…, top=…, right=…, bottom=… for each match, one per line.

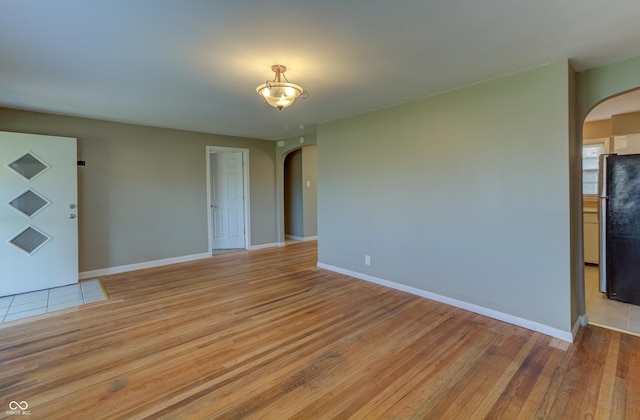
left=206, top=146, right=250, bottom=254
left=283, top=146, right=317, bottom=244
left=582, top=88, right=640, bottom=334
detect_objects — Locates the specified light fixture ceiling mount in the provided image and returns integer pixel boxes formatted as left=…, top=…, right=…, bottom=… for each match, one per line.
left=256, top=65, right=308, bottom=110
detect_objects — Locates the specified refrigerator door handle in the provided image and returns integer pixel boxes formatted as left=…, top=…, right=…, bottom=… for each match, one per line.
left=598, top=154, right=609, bottom=294
left=598, top=195, right=607, bottom=293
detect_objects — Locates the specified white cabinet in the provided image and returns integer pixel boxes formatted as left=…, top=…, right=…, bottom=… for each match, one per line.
left=583, top=211, right=599, bottom=264
left=614, top=133, right=640, bottom=155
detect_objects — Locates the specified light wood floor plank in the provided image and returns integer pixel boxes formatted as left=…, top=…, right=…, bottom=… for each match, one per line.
left=1, top=241, right=640, bottom=419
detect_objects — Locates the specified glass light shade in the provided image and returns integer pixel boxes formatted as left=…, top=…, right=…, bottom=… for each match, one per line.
left=256, top=82, right=303, bottom=110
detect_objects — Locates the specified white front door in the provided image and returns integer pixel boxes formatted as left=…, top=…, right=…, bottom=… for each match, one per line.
left=0, top=131, right=78, bottom=297
left=210, top=151, right=245, bottom=249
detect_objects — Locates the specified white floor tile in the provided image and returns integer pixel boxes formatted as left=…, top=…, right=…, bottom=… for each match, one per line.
left=83, top=295, right=106, bottom=304
left=628, top=320, right=640, bottom=334
left=4, top=307, right=47, bottom=322
left=48, top=292, right=84, bottom=305
left=11, top=290, right=49, bottom=305
left=83, top=291, right=105, bottom=300
left=627, top=304, right=640, bottom=322
left=595, top=299, right=628, bottom=318
left=81, top=281, right=103, bottom=293
left=81, top=281, right=106, bottom=300
left=2, top=271, right=629, bottom=331
left=82, top=290, right=106, bottom=299
left=7, top=300, right=48, bottom=314
left=585, top=264, right=640, bottom=335
left=81, top=279, right=100, bottom=287
left=49, top=284, right=81, bottom=298
left=0, top=280, right=106, bottom=324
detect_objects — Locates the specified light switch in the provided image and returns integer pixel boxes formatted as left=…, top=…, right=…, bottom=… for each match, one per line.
left=306, top=181, right=311, bottom=188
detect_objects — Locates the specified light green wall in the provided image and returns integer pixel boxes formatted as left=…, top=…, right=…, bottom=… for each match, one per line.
left=0, top=107, right=277, bottom=272
left=568, top=64, right=580, bottom=331
left=318, top=61, right=572, bottom=332
left=577, top=56, right=640, bottom=120
left=302, top=145, right=318, bottom=238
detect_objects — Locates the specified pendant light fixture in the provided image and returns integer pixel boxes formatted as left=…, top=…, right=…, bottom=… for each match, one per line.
left=256, top=65, right=308, bottom=110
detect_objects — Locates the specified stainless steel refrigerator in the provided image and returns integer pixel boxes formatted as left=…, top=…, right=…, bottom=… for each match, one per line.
left=598, top=153, right=640, bottom=304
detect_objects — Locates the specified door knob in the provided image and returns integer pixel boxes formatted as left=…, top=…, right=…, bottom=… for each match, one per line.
left=69, top=214, right=77, bottom=219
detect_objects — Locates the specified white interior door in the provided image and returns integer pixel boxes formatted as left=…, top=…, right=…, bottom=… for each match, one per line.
left=210, top=151, right=245, bottom=249
left=0, top=131, right=78, bottom=297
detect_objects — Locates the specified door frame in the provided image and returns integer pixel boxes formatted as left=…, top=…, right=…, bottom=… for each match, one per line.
left=205, top=146, right=250, bottom=254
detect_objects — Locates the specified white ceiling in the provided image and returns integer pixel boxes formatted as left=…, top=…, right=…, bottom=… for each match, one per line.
left=2, top=1, right=640, bottom=140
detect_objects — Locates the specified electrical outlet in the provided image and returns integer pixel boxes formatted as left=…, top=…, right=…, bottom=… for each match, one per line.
left=365, top=255, right=371, bottom=266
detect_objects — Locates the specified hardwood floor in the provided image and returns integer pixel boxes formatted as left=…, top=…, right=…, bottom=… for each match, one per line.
left=1, top=241, right=639, bottom=419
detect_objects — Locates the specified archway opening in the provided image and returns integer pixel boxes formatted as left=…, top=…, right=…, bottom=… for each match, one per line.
left=581, top=88, right=640, bottom=334
left=282, top=146, right=318, bottom=244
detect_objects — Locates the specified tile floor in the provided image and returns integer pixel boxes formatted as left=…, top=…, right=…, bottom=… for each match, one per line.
left=0, top=279, right=107, bottom=323
left=585, top=265, right=640, bottom=335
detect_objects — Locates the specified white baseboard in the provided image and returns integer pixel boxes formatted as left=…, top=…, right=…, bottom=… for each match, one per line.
left=248, top=242, right=285, bottom=250
left=79, top=252, right=210, bottom=279
left=80, top=242, right=288, bottom=279
left=573, top=316, right=584, bottom=338
left=578, top=313, right=589, bottom=327
left=286, top=235, right=318, bottom=241
left=317, top=263, right=574, bottom=343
